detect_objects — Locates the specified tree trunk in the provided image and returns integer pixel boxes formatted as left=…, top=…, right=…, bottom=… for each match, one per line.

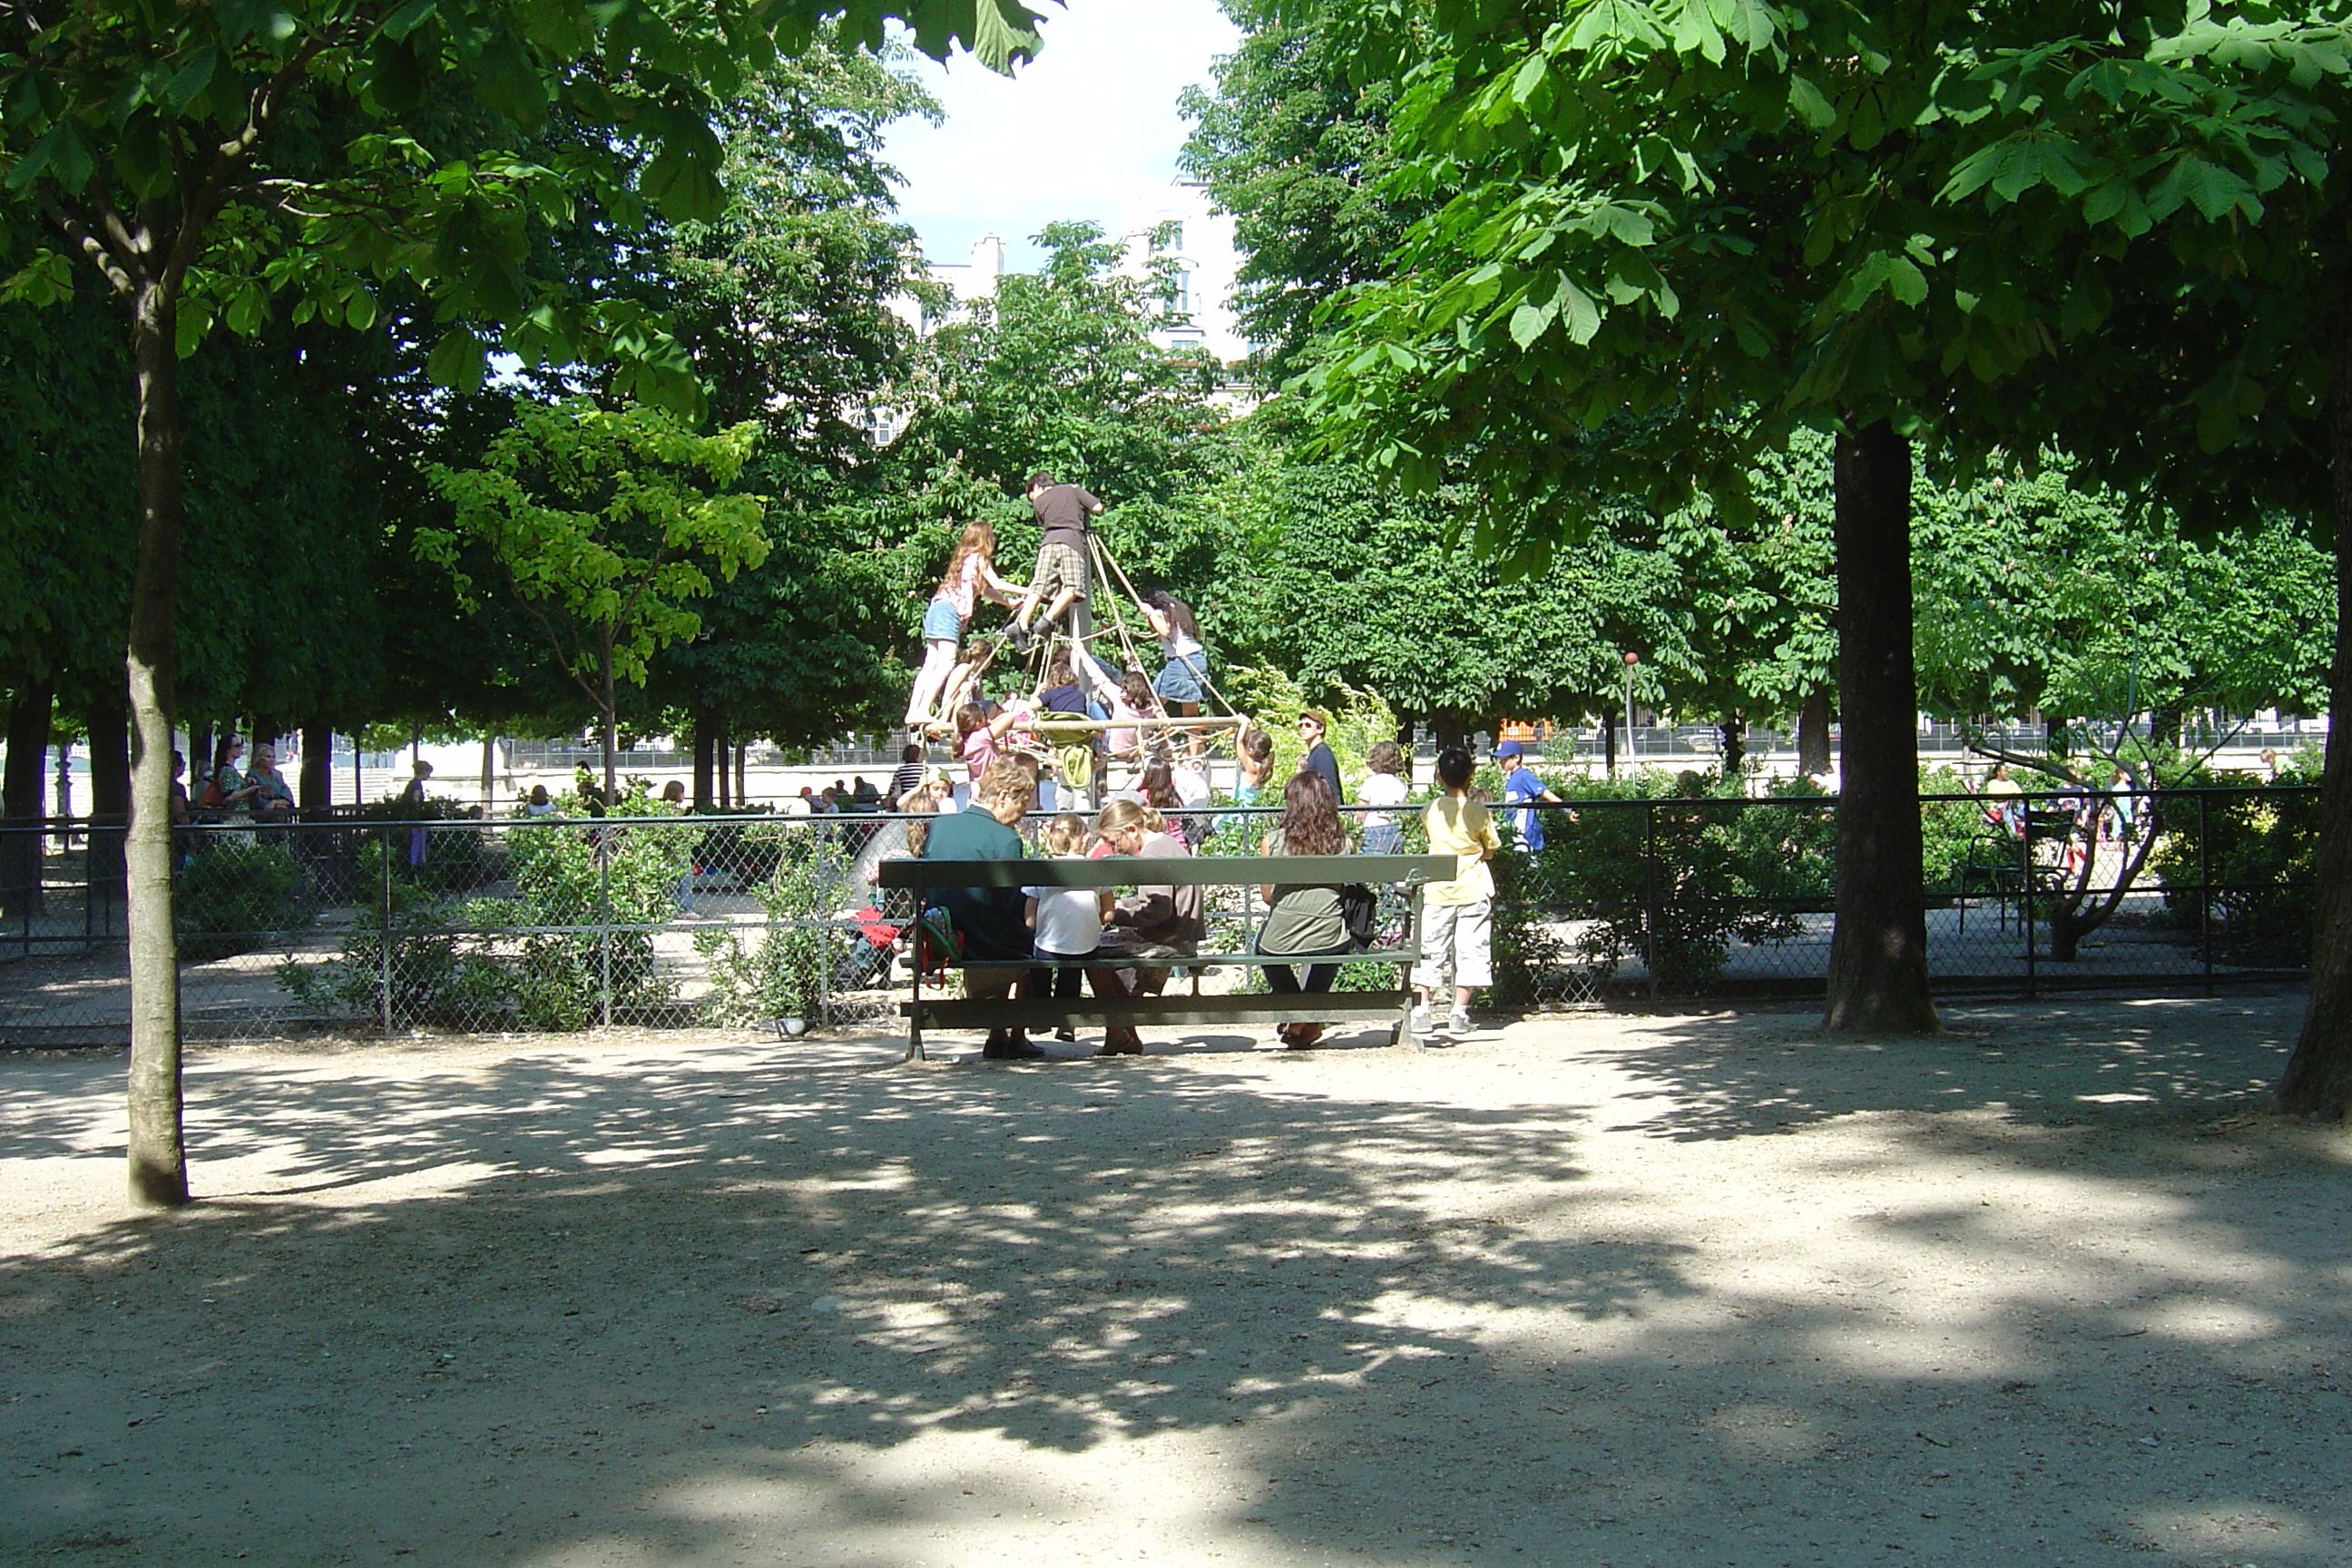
left=1823, top=418, right=1939, bottom=1034
left=599, top=641, right=619, bottom=805
left=125, top=281, right=190, bottom=1207
left=86, top=684, right=131, bottom=896
left=1603, top=707, right=1619, bottom=776
left=1796, top=684, right=1832, bottom=778
left=3, top=681, right=53, bottom=920
left=480, top=734, right=495, bottom=814
left=2279, top=309, right=2352, bottom=1120
left=734, top=741, right=748, bottom=805
left=299, top=720, right=332, bottom=816
left=692, top=719, right=715, bottom=810
left=1720, top=711, right=1745, bottom=783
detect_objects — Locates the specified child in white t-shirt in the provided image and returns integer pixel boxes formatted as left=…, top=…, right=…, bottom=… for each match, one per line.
left=1357, top=740, right=1412, bottom=855
left=1024, top=815, right=1112, bottom=1043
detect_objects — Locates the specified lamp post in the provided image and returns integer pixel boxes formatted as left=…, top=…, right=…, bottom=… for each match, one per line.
left=1622, top=651, right=1640, bottom=765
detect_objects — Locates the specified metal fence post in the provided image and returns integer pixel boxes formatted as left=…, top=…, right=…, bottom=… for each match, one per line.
left=2198, top=789, right=2213, bottom=994
left=379, top=832, right=394, bottom=1034
left=599, top=823, right=613, bottom=1029
left=1642, top=799, right=1659, bottom=1002
left=2022, top=802, right=2036, bottom=1001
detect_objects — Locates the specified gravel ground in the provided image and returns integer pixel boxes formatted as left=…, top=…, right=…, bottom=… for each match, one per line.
left=3, top=993, right=2347, bottom=1568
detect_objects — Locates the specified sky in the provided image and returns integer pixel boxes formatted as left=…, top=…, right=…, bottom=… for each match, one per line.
left=879, top=0, right=1242, bottom=272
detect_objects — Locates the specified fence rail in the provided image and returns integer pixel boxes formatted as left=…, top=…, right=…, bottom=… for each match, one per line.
left=0, top=785, right=2314, bottom=1045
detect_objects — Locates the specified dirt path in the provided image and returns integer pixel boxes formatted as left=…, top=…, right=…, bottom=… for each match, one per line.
left=4, top=995, right=2347, bottom=1567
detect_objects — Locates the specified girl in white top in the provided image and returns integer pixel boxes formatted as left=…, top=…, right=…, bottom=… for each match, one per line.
left=1357, top=740, right=1411, bottom=855
left=1024, top=815, right=1114, bottom=1041
left=906, top=520, right=1024, bottom=728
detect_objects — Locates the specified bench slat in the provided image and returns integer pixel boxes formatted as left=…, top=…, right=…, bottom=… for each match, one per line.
left=906, top=991, right=1413, bottom=1031
left=878, top=854, right=1452, bottom=890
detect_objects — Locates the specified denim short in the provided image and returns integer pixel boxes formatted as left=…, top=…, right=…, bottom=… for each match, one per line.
left=1152, top=652, right=1206, bottom=704
left=922, top=596, right=963, bottom=642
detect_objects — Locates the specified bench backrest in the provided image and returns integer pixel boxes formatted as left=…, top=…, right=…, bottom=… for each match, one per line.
left=877, top=853, right=1454, bottom=891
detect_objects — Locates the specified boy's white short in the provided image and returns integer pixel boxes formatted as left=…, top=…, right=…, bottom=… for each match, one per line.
left=1413, top=898, right=1493, bottom=991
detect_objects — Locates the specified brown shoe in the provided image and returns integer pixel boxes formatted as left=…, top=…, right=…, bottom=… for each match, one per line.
left=1283, top=1023, right=1326, bottom=1050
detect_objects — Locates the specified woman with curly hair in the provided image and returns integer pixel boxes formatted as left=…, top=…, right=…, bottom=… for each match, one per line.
left=1255, top=769, right=1352, bottom=1048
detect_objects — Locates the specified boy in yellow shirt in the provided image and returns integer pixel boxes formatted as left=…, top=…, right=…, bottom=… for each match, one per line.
left=1416, top=746, right=1500, bottom=1043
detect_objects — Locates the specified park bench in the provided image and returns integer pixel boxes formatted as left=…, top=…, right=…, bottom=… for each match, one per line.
left=876, top=852, right=1455, bottom=1061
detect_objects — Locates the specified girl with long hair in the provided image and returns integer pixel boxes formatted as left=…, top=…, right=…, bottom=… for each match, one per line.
left=1141, top=590, right=1209, bottom=719
left=1255, top=769, right=1351, bottom=1047
left=906, top=519, right=1023, bottom=728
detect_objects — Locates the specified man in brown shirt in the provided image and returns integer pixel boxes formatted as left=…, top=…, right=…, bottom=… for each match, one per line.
left=1012, top=470, right=1103, bottom=642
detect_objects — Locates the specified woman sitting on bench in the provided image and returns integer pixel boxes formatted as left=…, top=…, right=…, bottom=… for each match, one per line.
left=1254, top=770, right=1352, bottom=1049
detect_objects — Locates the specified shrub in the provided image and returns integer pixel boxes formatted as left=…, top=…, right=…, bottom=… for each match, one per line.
left=2146, top=760, right=2320, bottom=966
left=695, top=834, right=863, bottom=1025
left=277, top=797, right=694, bottom=1030
left=178, top=838, right=313, bottom=961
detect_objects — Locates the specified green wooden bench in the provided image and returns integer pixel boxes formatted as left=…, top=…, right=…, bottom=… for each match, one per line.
left=876, top=853, right=1455, bottom=1061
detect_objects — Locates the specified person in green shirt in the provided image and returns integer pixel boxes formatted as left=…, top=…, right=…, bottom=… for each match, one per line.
left=923, top=758, right=1043, bottom=1059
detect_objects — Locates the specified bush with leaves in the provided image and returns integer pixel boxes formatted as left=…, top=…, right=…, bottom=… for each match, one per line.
left=277, top=796, right=695, bottom=1030
left=178, top=838, right=314, bottom=962
left=1506, top=771, right=1828, bottom=993
left=694, top=832, right=867, bottom=1025
left=2147, top=759, right=2322, bottom=967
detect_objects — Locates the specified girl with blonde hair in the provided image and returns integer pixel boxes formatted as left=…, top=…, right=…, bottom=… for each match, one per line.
left=906, top=519, right=1024, bottom=728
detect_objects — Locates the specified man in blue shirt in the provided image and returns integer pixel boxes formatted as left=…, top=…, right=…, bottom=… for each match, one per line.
left=1495, top=740, right=1563, bottom=853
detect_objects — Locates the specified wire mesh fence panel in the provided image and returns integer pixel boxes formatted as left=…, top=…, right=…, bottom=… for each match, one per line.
left=0, top=784, right=2317, bottom=1044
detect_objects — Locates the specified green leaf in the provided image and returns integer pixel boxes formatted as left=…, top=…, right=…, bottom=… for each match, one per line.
left=1509, top=299, right=1555, bottom=348
left=6, top=119, right=96, bottom=193
left=1788, top=74, right=1834, bottom=130
left=1558, top=278, right=1602, bottom=343
left=381, top=0, right=437, bottom=38
left=427, top=328, right=488, bottom=393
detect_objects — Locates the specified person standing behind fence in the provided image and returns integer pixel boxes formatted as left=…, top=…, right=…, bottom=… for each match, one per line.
left=1255, top=771, right=1352, bottom=1050
left=887, top=744, right=926, bottom=810
left=401, top=760, right=433, bottom=867
left=1357, top=741, right=1410, bottom=856
left=1415, top=747, right=1499, bottom=1044
left=1297, top=711, right=1342, bottom=804
left=1494, top=740, right=1563, bottom=854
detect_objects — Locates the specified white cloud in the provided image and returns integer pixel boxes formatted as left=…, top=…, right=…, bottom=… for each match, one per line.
left=881, top=0, right=1241, bottom=270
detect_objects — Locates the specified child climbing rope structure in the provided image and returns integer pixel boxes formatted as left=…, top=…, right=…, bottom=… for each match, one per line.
left=1011, top=471, right=1103, bottom=643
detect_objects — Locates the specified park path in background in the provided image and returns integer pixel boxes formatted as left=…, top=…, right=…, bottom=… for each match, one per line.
left=3, top=995, right=2347, bottom=1567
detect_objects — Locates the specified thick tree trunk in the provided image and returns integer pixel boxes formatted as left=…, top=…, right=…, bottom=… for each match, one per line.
left=2278, top=311, right=2352, bottom=1120
left=299, top=720, right=332, bottom=816
left=125, top=283, right=189, bottom=1207
left=734, top=741, right=748, bottom=805
left=1823, top=418, right=1939, bottom=1034
left=86, top=684, right=131, bottom=896
left=480, top=734, right=495, bottom=814
left=1720, top=711, right=1745, bottom=783
left=1796, top=684, right=1832, bottom=778
left=1603, top=707, right=1619, bottom=776
left=3, top=681, right=53, bottom=920
left=692, top=720, right=715, bottom=810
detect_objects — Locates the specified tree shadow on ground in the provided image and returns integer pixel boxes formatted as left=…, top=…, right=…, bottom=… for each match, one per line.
left=3, top=1002, right=2348, bottom=1567
left=1584, top=991, right=2308, bottom=1142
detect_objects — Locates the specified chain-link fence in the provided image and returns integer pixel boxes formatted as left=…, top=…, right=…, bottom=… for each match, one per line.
left=0, top=784, right=2315, bottom=1044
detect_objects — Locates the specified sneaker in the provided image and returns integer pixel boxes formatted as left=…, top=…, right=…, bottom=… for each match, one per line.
left=1447, top=1008, right=1474, bottom=1036
left=1054, top=1027, right=1078, bottom=1042
left=1410, top=1004, right=1433, bottom=1036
